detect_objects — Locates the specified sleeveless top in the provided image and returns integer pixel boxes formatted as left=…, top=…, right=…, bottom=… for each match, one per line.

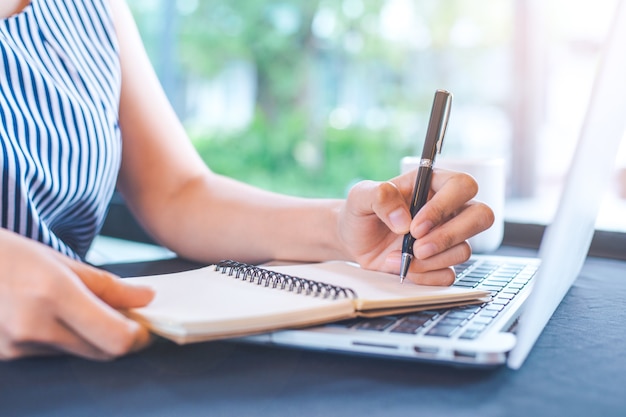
left=0, top=0, right=122, bottom=260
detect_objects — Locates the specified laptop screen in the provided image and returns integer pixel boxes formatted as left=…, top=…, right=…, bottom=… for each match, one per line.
left=507, top=0, right=626, bottom=369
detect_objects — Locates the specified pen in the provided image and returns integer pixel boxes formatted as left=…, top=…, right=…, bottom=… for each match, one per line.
left=400, top=89, right=453, bottom=283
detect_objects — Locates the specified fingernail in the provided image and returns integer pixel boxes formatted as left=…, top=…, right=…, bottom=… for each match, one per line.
left=414, top=243, right=437, bottom=259
left=389, top=208, right=410, bottom=233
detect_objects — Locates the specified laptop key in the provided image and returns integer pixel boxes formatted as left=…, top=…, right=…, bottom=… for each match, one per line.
left=327, top=318, right=362, bottom=328
left=497, top=292, right=515, bottom=300
left=426, top=324, right=459, bottom=337
left=485, top=304, right=505, bottom=312
left=390, top=311, right=441, bottom=334
left=479, top=284, right=506, bottom=291
left=471, top=316, right=493, bottom=325
left=458, top=328, right=482, bottom=340
left=479, top=310, right=500, bottom=319
left=453, top=281, right=477, bottom=288
left=438, top=317, right=466, bottom=327
left=355, top=316, right=398, bottom=331
left=445, top=310, right=475, bottom=320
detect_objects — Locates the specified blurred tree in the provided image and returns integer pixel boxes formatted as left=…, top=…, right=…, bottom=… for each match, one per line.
left=128, top=0, right=513, bottom=197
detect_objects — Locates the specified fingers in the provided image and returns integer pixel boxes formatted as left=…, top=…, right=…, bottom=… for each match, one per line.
left=363, top=169, right=492, bottom=242
left=370, top=170, right=494, bottom=256
left=2, top=320, right=153, bottom=361
left=0, top=272, right=152, bottom=361
left=348, top=180, right=412, bottom=235
left=57, top=255, right=155, bottom=355
left=59, top=254, right=155, bottom=309
left=384, top=241, right=472, bottom=285
left=410, top=169, right=480, bottom=237
left=407, top=268, right=456, bottom=286
left=0, top=229, right=155, bottom=361
left=412, top=200, right=493, bottom=260
left=401, top=169, right=493, bottom=259
left=1, top=319, right=117, bottom=361
left=52, top=268, right=154, bottom=358
left=347, top=168, right=493, bottom=287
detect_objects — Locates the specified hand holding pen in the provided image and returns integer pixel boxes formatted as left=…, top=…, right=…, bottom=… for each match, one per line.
left=400, top=90, right=453, bottom=283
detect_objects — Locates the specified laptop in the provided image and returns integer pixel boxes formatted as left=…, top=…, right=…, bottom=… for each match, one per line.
left=239, top=1, right=626, bottom=369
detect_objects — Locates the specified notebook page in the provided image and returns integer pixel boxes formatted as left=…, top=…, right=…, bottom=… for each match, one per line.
left=265, top=261, right=489, bottom=311
left=126, top=266, right=355, bottom=344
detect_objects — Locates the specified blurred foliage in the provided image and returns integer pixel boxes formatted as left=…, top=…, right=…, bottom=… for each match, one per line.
left=129, top=0, right=512, bottom=197
left=191, top=112, right=412, bottom=197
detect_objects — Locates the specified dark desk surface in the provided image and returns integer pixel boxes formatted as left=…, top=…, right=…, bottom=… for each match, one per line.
left=2, top=246, right=625, bottom=417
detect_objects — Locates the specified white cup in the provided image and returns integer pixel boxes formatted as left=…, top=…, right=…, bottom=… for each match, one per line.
left=400, top=156, right=506, bottom=253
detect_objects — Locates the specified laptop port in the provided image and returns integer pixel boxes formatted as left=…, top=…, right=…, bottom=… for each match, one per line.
left=414, top=346, right=439, bottom=355
left=453, top=350, right=477, bottom=359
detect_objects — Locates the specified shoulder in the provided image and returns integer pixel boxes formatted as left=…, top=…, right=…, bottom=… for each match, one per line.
left=103, top=0, right=138, bottom=49
left=104, top=0, right=130, bottom=25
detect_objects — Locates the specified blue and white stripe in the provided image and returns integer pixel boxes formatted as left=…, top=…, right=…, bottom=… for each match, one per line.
left=0, top=0, right=122, bottom=259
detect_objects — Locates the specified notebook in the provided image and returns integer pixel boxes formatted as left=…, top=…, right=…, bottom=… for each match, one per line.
left=125, top=260, right=488, bottom=344
left=235, top=0, right=626, bottom=369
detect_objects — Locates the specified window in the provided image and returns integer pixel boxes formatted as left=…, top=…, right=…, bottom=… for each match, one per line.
left=128, top=0, right=625, bottom=231
left=505, top=0, right=625, bottom=232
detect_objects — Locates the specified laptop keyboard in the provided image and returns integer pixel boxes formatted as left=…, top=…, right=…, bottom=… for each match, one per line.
left=330, top=258, right=539, bottom=340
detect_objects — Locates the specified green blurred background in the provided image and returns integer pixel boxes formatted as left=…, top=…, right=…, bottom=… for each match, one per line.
left=129, top=0, right=512, bottom=197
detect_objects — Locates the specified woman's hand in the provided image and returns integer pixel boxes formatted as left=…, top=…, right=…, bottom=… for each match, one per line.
left=337, top=169, right=495, bottom=285
left=0, top=229, right=154, bottom=360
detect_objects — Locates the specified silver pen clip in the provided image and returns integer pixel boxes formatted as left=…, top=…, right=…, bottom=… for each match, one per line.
left=435, top=93, right=452, bottom=155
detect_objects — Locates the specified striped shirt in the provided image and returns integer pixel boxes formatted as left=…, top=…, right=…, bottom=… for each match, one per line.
left=0, top=0, right=121, bottom=259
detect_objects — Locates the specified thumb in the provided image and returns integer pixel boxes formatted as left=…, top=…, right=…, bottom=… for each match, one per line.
left=60, top=256, right=155, bottom=309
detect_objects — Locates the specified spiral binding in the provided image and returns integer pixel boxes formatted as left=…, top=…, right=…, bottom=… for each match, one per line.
left=215, top=260, right=357, bottom=300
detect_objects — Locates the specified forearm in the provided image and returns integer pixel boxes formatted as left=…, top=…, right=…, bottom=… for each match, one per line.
left=129, top=172, right=348, bottom=264
left=109, top=0, right=347, bottom=265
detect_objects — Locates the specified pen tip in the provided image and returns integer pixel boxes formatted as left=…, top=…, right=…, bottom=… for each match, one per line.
left=399, top=253, right=412, bottom=284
